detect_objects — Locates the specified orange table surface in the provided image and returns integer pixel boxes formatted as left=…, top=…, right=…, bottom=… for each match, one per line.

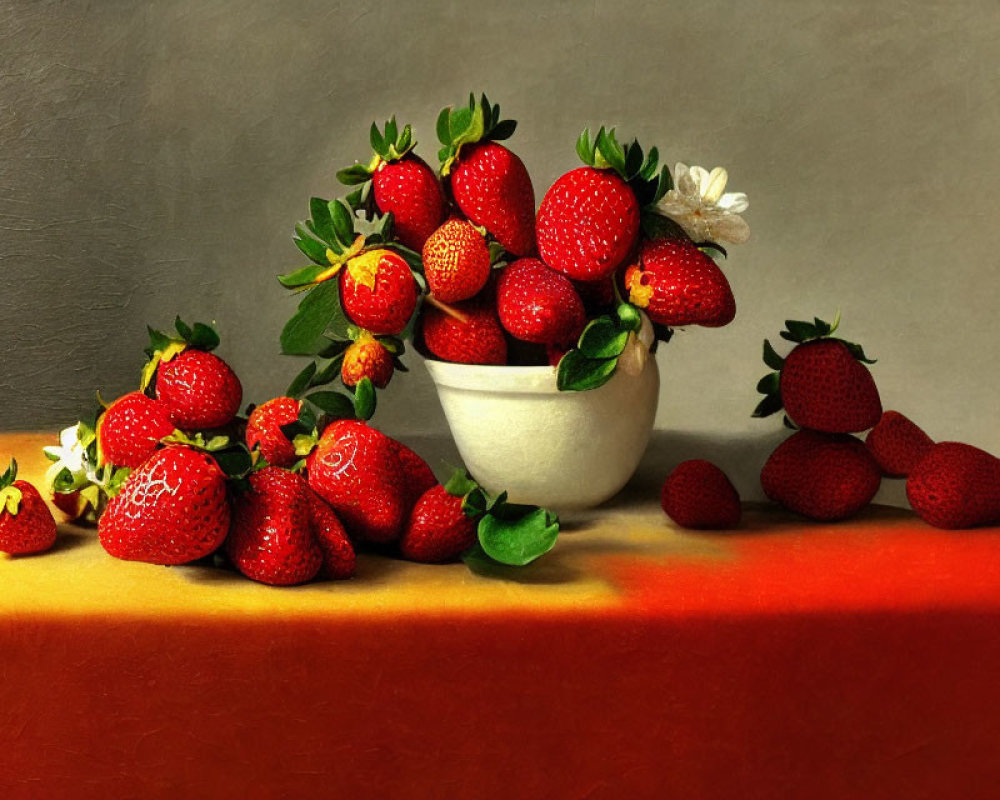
left=2, top=433, right=1000, bottom=799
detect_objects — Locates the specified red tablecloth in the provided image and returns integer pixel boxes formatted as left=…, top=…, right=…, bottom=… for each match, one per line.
left=2, top=434, right=999, bottom=799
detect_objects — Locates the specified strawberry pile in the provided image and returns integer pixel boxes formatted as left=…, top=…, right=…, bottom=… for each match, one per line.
left=34, top=318, right=558, bottom=582
left=278, top=93, right=749, bottom=408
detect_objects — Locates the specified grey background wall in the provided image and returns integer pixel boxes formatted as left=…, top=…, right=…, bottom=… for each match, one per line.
left=2, top=0, right=998, bottom=501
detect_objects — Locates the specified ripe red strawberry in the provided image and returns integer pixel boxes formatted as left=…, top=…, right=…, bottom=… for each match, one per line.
left=246, top=396, right=301, bottom=468
left=496, top=258, right=586, bottom=346
left=400, top=484, right=477, bottom=563
left=422, top=218, right=492, bottom=302
left=306, top=420, right=408, bottom=543
left=97, top=391, right=175, bottom=468
left=753, top=315, right=882, bottom=434
left=535, top=128, right=668, bottom=281
left=308, top=493, right=356, bottom=579
left=339, top=249, right=417, bottom=336
left=226, top=467, right=323, bottom=586
left=661, top=460, right=741, bottom=529
left=156, top=349, right=243, bottom=430
left=421, top=301, right=507, bottom=365
left=624, top=238, right=736, bottom=328
left=337, top=119, right=445, bottom=252
left=0, top=461, right=58, bottom=555
left=341, top=331, right=394, bottom=389
left=906, top=442, right=1000, bottom=529
left=438, top=95, right=535, bottom=256
left=865, top=411, right=934, bottom=478
left=99, top=446, right=230, bottom=564
left=389, top=438, right=437, bottom=508
left=761, top=430, right=882, bottom=521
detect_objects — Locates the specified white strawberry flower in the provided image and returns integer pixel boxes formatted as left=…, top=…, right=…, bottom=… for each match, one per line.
left=657, top=163, right=750, bottom=245
left=43, top=423, right=97, bottom=489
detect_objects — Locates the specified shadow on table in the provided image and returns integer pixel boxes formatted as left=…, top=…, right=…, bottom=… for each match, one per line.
left=51, top=527, right=93, bottom=554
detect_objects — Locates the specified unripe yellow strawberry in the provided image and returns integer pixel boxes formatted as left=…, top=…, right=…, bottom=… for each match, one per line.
left=341, top=332, right=394, bottom=389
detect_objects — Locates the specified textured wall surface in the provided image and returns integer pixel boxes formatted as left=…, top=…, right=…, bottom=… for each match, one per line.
left=2, top=0, right=998, bottom=498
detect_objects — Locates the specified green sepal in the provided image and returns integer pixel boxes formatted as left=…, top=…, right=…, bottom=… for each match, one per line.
left=575, top=127, right=672, bottom=208
left=557, top=350, right=618, bottom=392
left=756, top=371, right=780, bottom=395
left=762, top=339, right=785, bottom=370
left=0, top=459, right=17, bottom=491
left=578, top=316, right=630, bottom=360
left=352, top=378, right=376, bottom=421
left=336, top=164, right=372, bottom=186
left=280, top=281, right=351, bottom=356
left=443, top=468, right=479, bottom=498
left=210, top=444, right=255, bottom=481
left=773, top=311, right=876, bottom=363
left=437, top=93, right=515, bottom=174
left=278, top=265, right=328, bottom=289
left=105, top=466, right=132, bottom=498
left=293, top=225, right=330, bottom=266
left=752, top=391, right=784, bottom=419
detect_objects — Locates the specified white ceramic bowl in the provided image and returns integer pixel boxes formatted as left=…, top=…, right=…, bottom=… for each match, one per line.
left=424, top=330, right=659, bottom=510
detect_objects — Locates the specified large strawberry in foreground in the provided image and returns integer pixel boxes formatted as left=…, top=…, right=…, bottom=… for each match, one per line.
left=624, top=237, right=736, bottom=328
left=536, top=128, right=669, bottom=282
left=438, top=94, right=536, bottom=257
left=754, top=313, right=881, bottom=433
left=99, top=446, right=230, bottom=565
left=336, top=118, right=445, bottom=253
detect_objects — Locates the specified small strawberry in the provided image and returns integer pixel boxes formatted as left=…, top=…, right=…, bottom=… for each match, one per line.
left=906, top=442, right=1000, bottom=529
left=438, top=94, right=536, bottom=256
left=0, top=461, right=58, bottom=555
left=338, top=248, right=418, bottom=336
left=143, top=319, right=242, bottom=431
left=753, top=314, right=882, bottom=434
left=226, top=467, right=323, bottom=586
left=422, top=218, right=492, bottom=302
left=420, top=300, right=507, bottom=365
left=624, top=237, right=736, bottom=328
left=341, top=331, right=395, bottom=389
left=99, top=446, right=230, bottom=564
left=97, top=391, right=175, bottom=468
left=389, top=438, right=437, bottom=509
left=337, top=118, right=445, bottom=252
left=400, top=484, right=477, bottom=563
left=661, top=460, right=741, bottom=529
left=246, top=396, right=302, bottom=468
left=496, top=258, right=586, bottom=346
left=306, top=420, right=408, bottom=544
left=536, top=128, right=669, bottom=282
left=308, top=493, right=356, bottom=579
left=865, top=411, right=934, bottom=478
left=761, top=429, right=882, bottom=521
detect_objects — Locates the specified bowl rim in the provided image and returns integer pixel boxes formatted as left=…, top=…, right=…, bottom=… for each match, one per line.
left=422, top=357, right=562, bottom=394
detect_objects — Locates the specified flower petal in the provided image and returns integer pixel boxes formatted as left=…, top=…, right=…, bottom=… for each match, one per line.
left=703, top=167, right=729, bottom=204
left=717, top=192, right=749, bottom=213
left=711, top=214, right=751, bottom=244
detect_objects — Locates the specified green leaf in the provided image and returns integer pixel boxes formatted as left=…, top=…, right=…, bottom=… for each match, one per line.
left=477, top=507, right=560, bottom=566
left=448, top=106, right=473, bottom=140
left=329, top=200, right=355, bottom=245
left=353, top=378, right=376, bottom=420
left=369, top=121, right=385, bottom=155
left=310, top=354, right=345, bottom=387
left=596, top=127, right=625, bottom=174
left=309, top=197, right=336, bottom=244
left=188, top=322, right=220, bottom=351
left=278, top=265, right=326, bottom=288
left=576, top=128, right=593, bottom=166
left=0, top=459, right=17, bottom=490
left=557, top=350, right=618, bottom=392
left=336, top=164, right=372, bottom=186
left=762, top=339, right=785, bottom=370
left=396, top=124, right=412, bottom=155
left=752, top=392, right=784, bottom=418
left=280, top=282, right=341, bottom=356
left=615, top=303, right=642, bottom=333
left=640, top=146, right=659, bottom=181
left=174, top=317, right=193, bottom=341
left=623, top=140, right=643, bottom=178
left=305, top=390, right=356, bottom=419
left=384, top=116, right=398, bottom=146
left=293, top=227, right=329, bottom=266
left=285, top=361, right=317, bottom=399
left=436, top=107, right=451, bottom=144
left=782, top=319, right=818, bottom=343
left=578, top=316, right=629, bottom=359
left=756, top=371, right=780, bottom=395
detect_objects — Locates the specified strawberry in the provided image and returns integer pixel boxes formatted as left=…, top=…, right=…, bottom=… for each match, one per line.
left=624, top=238, right=736, bottom=328
left=753, top=314, right=882, bottom=434
left=308, top=493, right=356, bottom=579
left=341, top=331, right=394, bottom=389
left=438, top=95, right=535, bottom=256
left=338, top=248, right=417, bottom=336
left=156, top=349, right=243, bottom=430
left=97, top=391, right=175, bottom=468
left=536, top=128, right=669, bottom=282
left=306, top=420, right=408, bottom=544
left=906, top=442, right=1000, bottom=529
left=422, top=218, right=492, bottom=302
left=400, top=484, right=477, bottom=563
left=389, top=438, right=437, bottom=508
left=420, top=301, right=507, bottom=365
left=336, top=118, right=445, bottom=253
left=496, top=258, right=586, bottom=346
left=574, top=276, right=617, bottom=316
left=246, top=396, right=302, bottom=468
left=99, top=446, right=230, bottom=564
left=661, top=460, right=741, bottom=529
left=226, top=467, right=323, bottom=586
left=0, top=461, right=58, bottom=555
left=761, top=429, right=882, bottom=521
left=865, top=411, right=934, bottom=478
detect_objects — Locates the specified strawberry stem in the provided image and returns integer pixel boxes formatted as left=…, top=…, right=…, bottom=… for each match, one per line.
left=425, top=295, right=470, bottom=324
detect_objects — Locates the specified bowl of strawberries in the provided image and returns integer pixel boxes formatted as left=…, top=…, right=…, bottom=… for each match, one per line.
left=278, top=94, right=750, bottom=509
